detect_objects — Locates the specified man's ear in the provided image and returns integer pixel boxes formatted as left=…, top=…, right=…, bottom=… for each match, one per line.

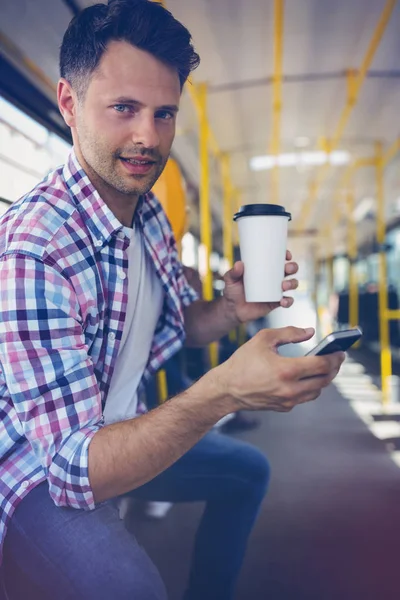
left=57, top=78, right=78, bottom=128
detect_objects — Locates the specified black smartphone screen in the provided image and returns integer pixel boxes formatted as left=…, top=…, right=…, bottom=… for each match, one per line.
left=306, top=328, right=362, bottom=356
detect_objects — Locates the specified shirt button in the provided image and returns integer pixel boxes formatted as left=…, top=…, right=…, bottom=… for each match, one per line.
left=108, top=332, right=116, bottom=341
left=21, top=480, right=30, bottom=489
left=118, top=271, right=127, bottom=280
left=95, top=239, right=102, bottom=247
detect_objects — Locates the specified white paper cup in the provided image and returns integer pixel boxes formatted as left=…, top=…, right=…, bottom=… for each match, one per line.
left=233, top=204, right=292, bottom=302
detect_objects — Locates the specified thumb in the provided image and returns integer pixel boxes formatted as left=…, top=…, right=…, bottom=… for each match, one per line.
left=267, top=326, right=315, bottom=349
left=224, top=261, right=244, bottom=284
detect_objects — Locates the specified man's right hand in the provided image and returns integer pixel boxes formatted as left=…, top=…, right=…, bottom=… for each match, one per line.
left=214, top=327, right=345, bottom=413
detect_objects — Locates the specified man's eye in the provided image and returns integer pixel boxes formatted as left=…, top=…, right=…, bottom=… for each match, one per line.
left=156, top=110, right=174, bottom=120
left=113, top=104, right=130, bottom=113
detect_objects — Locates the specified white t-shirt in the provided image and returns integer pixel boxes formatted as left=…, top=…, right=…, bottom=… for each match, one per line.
left=103, top=224, right=164, bottom=425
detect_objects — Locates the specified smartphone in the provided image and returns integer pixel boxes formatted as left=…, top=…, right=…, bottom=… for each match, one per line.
left=305, top=327, right=362, bottom=356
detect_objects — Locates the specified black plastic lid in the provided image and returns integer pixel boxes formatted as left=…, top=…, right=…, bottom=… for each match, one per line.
left=233, top=204, right=292, bottom=221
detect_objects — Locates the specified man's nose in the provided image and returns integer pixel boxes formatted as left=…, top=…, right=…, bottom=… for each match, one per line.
left=131, top=114, right=160, bottom=149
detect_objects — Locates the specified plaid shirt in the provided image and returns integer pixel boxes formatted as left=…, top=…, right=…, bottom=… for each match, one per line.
left=0, top=149, right=197, bottom=564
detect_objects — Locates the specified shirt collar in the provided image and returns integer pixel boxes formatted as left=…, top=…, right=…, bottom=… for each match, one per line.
left=62, top=148, right=127, bottom=246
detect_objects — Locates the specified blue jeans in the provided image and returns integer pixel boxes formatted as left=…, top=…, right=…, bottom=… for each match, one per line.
left=3, top=432, right=270, bottom=600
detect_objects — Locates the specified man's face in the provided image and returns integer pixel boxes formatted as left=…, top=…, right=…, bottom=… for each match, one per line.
left=73, top=41, right=180, bottom=198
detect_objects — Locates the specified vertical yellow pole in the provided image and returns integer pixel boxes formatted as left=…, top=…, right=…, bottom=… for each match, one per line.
left=156, top=370, right=168, bottom=404
left=347, top=188, right=359, bottom=329
left=229, top=187, right=241, bottom=344
left=327, top=256, right=334, bottom=300
left=198, top=83, right=218, bottom=368
left=222, top=154, right=233, bottom=269
left=233, top=189, right=242, bottom=240
left=312, top=254, right=319, bottom=326
left=327, top=255, right=335, bottom=331
left=222, top=154, right=236, bottom=346
left=270, top=0, right=284, bottom=205
left=375, top=142, right=391, bottom=405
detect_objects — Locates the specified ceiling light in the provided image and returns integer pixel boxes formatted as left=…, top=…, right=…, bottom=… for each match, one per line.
left=330, top=151, right=351, bottom=166
left=249, top=150, right=351, bottom=172
left=249, top=155, right=276, bottom=171
left=277, top=153, right=296, bottom=167
left=299, top=151, right=326, bottom=166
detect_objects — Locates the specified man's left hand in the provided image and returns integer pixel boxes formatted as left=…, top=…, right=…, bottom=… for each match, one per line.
left=222, top=250, right=299, bottom=324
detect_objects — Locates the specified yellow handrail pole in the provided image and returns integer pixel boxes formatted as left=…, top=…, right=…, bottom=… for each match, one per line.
left=383, top=137, right=400, bottom=323
left=229, top=188, right=242, bottom=344
left=296, top=0, right=397, bottom=231
left=186, top=85, right=221, bottom=159
left=232, top=188, right=242, bottom=248
left=382, top=137, right=400, bottom=167
left=319, top=195, right=343, bottom=330
left=312, top=254, right=319, bottom=326
left=198, top=83, right=212, bottom=301
left=222, top=154, right=234, bottom=269
left=327, top=256, right=334, bottom=300
left=318, top=221, right=332, bottom=283
left=235, top=188, right=242, bottom=213
left=326, top=158, right=374, bottom=336
left=152, top=0, right=170, bottom=398
left=375, top=142, right=391, bottom=406
left=346, top=187, right=359, bottom=332
left=270, top=0, right=285, bottom=205
left=161, top=0, right=237, bottom=361
left=326, top=254, right=335, bottom=330
left=222, top=154, right=237, bottom=342
left=198, top=83, right=218, bottom=368
left=387, top=310, right=400, bottom=320
left=156, top=370, right=168, bottom=403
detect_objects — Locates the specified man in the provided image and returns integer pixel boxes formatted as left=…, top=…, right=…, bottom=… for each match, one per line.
left=0, top=1, right=345, bottom=599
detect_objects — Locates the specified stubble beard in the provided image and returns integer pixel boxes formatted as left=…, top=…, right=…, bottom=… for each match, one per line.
left=76, top=123, right=168, bottom=198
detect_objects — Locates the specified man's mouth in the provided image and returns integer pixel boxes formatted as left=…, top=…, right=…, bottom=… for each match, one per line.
left=120, top=157, right=155, bottom=165
left=119, top=157, right=156, bottom=175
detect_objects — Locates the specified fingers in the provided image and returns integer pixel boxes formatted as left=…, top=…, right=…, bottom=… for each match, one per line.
left=225, top=261, right=244, bottom=283
left=280, top=279, right=298, bottom=308
left=280, top=297, right=294, bottom=308
left=296, top=351, right=345, bottom=380
left=264, top=326, right=315, bottom=348
left=282, top=261, right=298, bottom=310
left=284, top=261, right=298, bottom=276
left=281, top=355, right=344, bottom=408
left=293, top=369, right=339, bottom=404
left=229, top=257, right=297, bottom=280
left=295, top=374, right=334, bottom=396
left=282, top=278, right=298, bottom=292
left=228, top=260, right=298, bottom=290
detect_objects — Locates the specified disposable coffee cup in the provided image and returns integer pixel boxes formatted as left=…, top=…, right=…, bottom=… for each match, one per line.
left=233, top=204, right=292, bottom=302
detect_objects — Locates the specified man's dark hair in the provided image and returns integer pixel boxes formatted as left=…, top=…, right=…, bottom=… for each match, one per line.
left=60, top=0, right=200, bottom=98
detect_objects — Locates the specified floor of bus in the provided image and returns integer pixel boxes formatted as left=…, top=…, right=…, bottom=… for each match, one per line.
left=125, top=365, right=400, bottom=600
left=350, top=344, right=400, bottom=384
